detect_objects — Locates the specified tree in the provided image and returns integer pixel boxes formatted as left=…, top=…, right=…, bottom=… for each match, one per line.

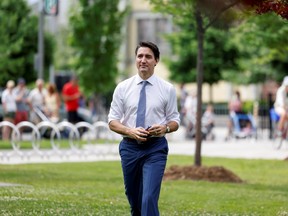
left=150, top=0, right=241, bottom=166
left=69, top=0, right=128, bottom=96
left=0, top=0, right=54, bottom=86
left=150, top=0, right=288, bottom=166
left=241, top=0, right=288, bottom=19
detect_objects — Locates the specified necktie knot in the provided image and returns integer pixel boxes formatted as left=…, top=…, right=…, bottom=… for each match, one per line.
left=141, top=80, right=148, bottom=87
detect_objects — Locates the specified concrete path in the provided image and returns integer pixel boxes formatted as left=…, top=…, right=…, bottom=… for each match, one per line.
left=166, top=126, right=288, bottom=160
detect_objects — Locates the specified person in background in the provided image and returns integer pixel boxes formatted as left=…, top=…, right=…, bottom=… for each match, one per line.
left=44, top=83, right=61, bottom=123
left=179, top=83, right=188, bottom=125
left=78, top=95, right=86, bottom=108
left=228, top=90, right=243, bottom=114
left=201, top=104, right=215, bottom=140
left=62, top=75, right=81, bottom=124
left=28, top=78, right=47, bottom=124
left=2, top=80, right=17, bottom=140
left=226, top=90, right=243, bottom=140
left=14, top=78, right=30, bottom=125
left=274, top=76, right=288, bottom=136
left=183, top=91, right=197, bottom=138
left=108, top=41, right=180, bottom=216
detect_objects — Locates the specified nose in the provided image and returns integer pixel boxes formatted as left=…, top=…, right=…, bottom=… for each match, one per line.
left=140, top=56, right=148, bottom=63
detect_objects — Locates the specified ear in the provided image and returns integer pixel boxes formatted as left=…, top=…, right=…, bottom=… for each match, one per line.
left=155, top=59, right=159, bottom=66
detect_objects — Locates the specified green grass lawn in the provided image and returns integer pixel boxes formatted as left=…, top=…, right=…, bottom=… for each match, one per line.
left=0, top=138, right=116, bottom=150
left=0, top=155, right=287, bottom=216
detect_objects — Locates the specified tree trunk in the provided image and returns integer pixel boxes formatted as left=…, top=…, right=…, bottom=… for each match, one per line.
left=194, top=7, right=205, bottom=166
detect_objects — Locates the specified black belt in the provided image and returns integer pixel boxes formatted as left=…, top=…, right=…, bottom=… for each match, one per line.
left=123, top=137, right=162, bottom=144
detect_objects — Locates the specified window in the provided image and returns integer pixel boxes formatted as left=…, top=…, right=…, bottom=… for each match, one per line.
left=137, top=17, right=171, bottom=56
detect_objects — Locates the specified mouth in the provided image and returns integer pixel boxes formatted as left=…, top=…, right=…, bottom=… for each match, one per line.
left=140, top=65, right=148, bottom=69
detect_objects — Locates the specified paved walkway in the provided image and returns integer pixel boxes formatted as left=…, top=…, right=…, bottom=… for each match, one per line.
left=0, top=127, right=287, bottom=164
left=167, top=126, right=288, bottom=160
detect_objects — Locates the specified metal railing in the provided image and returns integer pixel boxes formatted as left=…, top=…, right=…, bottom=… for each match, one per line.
left=0, top=120, right=121, bottom=162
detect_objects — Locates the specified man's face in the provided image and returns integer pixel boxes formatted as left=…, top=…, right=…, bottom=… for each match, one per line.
left=37, top=83, right=43, bottom=90
left=19, top=83, right=25, bottom=88
left=136, top=47, right=158, bottom=77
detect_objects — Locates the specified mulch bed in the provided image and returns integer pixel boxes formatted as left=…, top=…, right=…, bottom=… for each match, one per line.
left=164, top=165, right=244, bottom=183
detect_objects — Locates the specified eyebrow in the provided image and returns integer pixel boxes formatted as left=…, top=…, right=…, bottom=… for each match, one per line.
left=137, top=53, right=153, bottom=58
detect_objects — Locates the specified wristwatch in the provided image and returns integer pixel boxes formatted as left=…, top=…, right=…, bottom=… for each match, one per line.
left=165, top=125, right=170, bottom=133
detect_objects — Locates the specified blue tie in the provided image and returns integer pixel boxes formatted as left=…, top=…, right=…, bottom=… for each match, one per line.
left=136, top=81, right=148, bottom=127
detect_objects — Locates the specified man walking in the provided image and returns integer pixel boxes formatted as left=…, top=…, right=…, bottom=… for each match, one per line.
left=108, top=41, right=180, bottom=216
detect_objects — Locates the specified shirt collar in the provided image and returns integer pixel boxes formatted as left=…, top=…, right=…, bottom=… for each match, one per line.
left=136, top=74, right=156, bottom=86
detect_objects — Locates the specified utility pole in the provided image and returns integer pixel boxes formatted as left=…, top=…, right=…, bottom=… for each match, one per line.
left=37, top=0, right=59, bottom=79
left=38, top=0, right=44, bottom=79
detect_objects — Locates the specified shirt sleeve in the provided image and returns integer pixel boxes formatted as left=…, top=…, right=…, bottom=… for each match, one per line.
left=108, top=84, right=124, bottom=123
left=274, top=87, right=285, bottom=108
left=165, top=86, right=180, bottom=125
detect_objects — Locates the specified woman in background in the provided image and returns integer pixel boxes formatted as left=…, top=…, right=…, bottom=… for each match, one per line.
left=44, top=83, right=61, bottom=123
left=2, top=80, right=17, bottom=140
left=226, top=90, right=243, bottom=140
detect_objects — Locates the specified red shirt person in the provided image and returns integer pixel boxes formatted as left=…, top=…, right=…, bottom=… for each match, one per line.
left=62, top=75, right=81, bottom=124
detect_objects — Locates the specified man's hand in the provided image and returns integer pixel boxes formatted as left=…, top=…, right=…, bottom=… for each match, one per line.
left=129, top=127, right=150, bottom=141
left=146, top=124, right=165, bottom=136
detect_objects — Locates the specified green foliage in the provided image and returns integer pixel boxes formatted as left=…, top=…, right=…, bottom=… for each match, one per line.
left=242, top=100, right=254, bottom=113
left=0, top=156, right=287, bottom=215
left=0, top=0, right=37, bottom=85
left=43, top=33, right=55, bottom=80
left=150, top=0, right=195, bottom=17
left=165, top=26, right=239, bottom=85
left=150, top=0, right=288, bottom=86
left=227, top=13, right=288, bottom=84
left=0, top=0, right=54, bottom=86
left=150, top=0, right=240, bottom=86
left=69, top=0, right=128, bottom=95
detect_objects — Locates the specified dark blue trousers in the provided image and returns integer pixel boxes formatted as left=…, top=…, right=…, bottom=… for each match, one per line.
left=119, top=137, right=168, bottom=216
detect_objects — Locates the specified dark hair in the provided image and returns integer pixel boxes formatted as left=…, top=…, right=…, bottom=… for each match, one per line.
left=18, top=77, right=25, bottom=84
left=135, top=41, right=160, bottom=61
left=47, top=83, right=57, bottom=94
left=235, top=91, right=241, bottom=99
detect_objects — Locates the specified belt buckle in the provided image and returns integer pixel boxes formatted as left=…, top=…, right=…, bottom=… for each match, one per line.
left=137, top=140, right=145, bottom=145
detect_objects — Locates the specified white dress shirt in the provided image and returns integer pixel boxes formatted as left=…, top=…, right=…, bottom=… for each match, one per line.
left=28, top=88, right=47, bottom=108
left=2, top=89, right=17, bottom=112
left=108, top=74, right=180, bottom=129
left=274, top=85, right=288, bottom=110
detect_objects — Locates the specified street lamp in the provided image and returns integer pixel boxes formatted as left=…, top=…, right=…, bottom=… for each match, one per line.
left=37, top=0, right=58, bottom=79
left=37, top=0, right=44, bottom=79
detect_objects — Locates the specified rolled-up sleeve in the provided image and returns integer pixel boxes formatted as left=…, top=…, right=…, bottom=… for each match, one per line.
left=108, top=85, right=123, bottom=124
left=166, top=86, right=180, bottom=125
